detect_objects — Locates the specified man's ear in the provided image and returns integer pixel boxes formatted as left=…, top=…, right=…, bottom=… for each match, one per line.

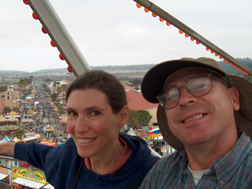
left=118, top=105, right=130, bottom=128
left=229, top=87, right=240, bottom=111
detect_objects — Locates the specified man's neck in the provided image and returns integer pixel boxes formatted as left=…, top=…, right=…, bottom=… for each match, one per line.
left=185, top=131, right=238, bottom=171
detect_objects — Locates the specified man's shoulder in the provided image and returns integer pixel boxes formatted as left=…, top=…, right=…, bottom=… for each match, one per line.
left=155, top=151, right=183, bottom=170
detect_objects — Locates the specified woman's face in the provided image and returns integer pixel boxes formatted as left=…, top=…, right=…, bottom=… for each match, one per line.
left=66, top=89, right=127, bottom=159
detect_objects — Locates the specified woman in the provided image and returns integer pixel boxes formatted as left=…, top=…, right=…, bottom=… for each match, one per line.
left=0, top=70, right=159, bottom=189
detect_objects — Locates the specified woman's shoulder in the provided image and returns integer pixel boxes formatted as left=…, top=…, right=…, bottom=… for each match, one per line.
left=63, top=137, right=76, bottom=147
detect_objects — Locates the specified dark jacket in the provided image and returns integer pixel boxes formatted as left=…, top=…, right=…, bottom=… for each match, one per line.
left=14, top=134, right=159, bottom=189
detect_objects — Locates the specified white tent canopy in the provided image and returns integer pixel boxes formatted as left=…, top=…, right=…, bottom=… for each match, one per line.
left=43, top=184, right=55, bottom=189
left=0, top=172, right=8, bottom=180
left=12, top=177, right=46, bottom=188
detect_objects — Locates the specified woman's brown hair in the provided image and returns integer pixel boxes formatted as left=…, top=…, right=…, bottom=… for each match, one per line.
left=66, top=70, right=127, bottom=114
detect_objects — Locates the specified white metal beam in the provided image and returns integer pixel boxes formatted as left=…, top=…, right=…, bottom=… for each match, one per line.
left=133, top=0, right=252, bottom=76
left=27, top=0, right=91, bottom=76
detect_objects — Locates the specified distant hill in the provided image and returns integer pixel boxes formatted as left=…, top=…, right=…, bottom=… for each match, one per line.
left=0, top=57, right=251, bottom=78
left=219, top=58, right=252, bottom=76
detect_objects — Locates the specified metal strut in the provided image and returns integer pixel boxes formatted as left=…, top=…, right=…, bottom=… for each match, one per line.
left=133, top=0, right=252, bottom=76
left=26, top=0, right=91, bottom=76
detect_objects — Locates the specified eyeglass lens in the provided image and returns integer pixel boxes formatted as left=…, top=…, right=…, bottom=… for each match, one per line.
left=160, top=76, right=212, bottom=109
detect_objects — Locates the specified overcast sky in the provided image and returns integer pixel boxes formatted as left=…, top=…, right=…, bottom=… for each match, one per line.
left=0, top=0, right=251, bottom=72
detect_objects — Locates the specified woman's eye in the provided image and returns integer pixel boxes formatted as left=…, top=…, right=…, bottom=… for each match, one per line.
left=68, top=111, right=77, bottom=116
left=91, top=111, right=101, bottom=116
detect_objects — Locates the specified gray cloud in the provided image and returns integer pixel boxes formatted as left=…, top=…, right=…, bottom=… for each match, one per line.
left=0, top=0, right=251, bottom=71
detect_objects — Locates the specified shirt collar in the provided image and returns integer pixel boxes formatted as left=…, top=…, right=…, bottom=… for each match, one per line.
left=212, top=132, right=251, bottom=184
left=179, top=132, right=252, bottom=184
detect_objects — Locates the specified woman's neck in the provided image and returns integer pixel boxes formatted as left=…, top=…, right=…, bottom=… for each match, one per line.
left=89, top=139, right=125, bottom=175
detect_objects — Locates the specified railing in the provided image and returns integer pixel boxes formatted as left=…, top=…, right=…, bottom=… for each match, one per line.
left=0, top=156, right=22, bottom=162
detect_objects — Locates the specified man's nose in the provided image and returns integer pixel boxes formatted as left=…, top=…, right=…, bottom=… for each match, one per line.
left=178, top=87, right=197, bottom=107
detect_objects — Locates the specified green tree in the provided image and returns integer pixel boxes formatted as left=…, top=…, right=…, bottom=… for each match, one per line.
left=43, top=78, right=52, bottom=85
left=13, top=107, right=19, bottom=112
left=128, top=110, right=152, bottom=129
left=61, top=84, right=67, bottom=96
left=29, top=75, right=33, bottom=84
left=130, top=78, right=141, bottom=85
left=127, top=115, right=140, bottom=129
left=18, top=78, right=25, bottom=90
left=58, top=106, right=65, bottom=115
left=21, top=95, right=26, bottom=99
left=3, top=106, right=11, bottom=113
left=15, top=129, right=25, bottom=142
left=55, top=81, right=61, bottom=94
left=0, top=85, right=7, bottom=92
left=50, top=93, right=58, bottom=102
left=52, top=81, right=58, bottom=93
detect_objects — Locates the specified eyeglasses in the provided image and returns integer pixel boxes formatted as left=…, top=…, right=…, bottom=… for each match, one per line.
left=157, top=74, right=215, bottom=109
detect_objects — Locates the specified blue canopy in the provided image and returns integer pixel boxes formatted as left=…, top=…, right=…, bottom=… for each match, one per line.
left=0, top=135, right=13, bottom=143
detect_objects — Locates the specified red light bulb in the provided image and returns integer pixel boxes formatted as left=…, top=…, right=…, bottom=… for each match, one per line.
left=166, top=21, right=171, bottom=26
left=67, top=66, right=73, bottom=73
left=136, top=3, right=142, bottom=8
left=50, top=40, right=56, bottom=47
left=59, top=54, right=65, bottom=60
left=32, top=12, right=38, bottom=20
left=144, top=8, right=149, bottom=13
left=159, top=17, right=164, bottom=22
left=23, top=0, right=28, bottom=5
left=41, top=26, right=47, bottom=34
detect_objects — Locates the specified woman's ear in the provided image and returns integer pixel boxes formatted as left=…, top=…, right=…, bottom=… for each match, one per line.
left=118, top=105, right=130, bottom=128
left=229, top=87, right=240, bottom=111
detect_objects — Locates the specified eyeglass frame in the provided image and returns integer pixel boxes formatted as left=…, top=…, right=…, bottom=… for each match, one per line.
left=156, top=72, right=229, bottom=110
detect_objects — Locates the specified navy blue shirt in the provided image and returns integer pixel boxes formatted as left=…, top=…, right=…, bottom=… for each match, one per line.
left=15, top=134, right=159, bottom=189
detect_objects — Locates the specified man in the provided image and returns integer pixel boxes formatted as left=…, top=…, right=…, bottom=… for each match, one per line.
left=139, top=57, right=252, bottom=188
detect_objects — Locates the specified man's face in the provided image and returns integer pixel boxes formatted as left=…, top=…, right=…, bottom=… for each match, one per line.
left=164, top=68, right=240, bottom=149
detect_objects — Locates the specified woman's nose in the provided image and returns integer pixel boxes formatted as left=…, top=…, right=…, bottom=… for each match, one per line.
left=75, top=116, right=90, bottom=132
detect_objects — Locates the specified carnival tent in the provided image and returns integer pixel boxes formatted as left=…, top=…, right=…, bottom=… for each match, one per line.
left=0, top=135, right=13, bottom=143
left=148, top=128, right=162, bottom=140
left=39, top=139, right=48, bottom=145
left=0, top=125, right=19, bottom=135
left=12, top=177, right=46, bottom=189
left=7, top=114, right=18, bottom=122
left=39, top=139, right=57, bottom=147
left=5, top=111, right=20, bottom=118
left=0, top=115, right=7, bottom=122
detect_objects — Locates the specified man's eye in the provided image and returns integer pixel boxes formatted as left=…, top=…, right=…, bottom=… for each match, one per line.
left=193, top=82, right=209, bottom=91
left=168, top=94, right=179, bottom=100
left=189, top=77, right=210, bottom=92
left=166, top=88, right=179, bottom=100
